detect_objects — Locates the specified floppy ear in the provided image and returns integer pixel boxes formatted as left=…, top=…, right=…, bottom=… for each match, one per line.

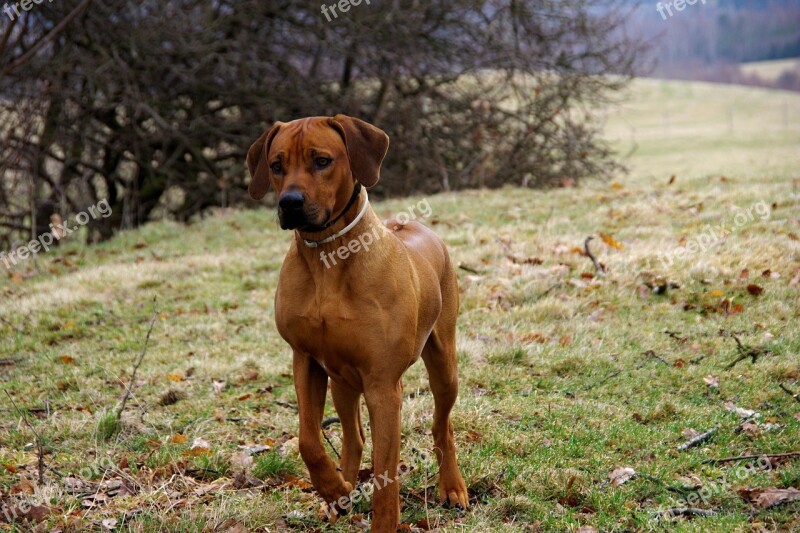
left=246, top=123, right=282, bottom=201
left=328, top=114, right=389, bottom=187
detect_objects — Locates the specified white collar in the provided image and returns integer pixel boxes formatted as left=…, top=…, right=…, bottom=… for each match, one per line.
left=302, top=189, right=369, bottom=248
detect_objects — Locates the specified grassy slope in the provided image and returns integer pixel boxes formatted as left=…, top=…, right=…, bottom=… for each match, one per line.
left=0, top=79, right=799, bottom=532
left=739, top=58, right=800, bottom=83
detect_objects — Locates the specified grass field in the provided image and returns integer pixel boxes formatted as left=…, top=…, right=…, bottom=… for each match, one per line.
left=1, top=79, right=799, bottom=532
left=739, top=58, right=800, bottom=84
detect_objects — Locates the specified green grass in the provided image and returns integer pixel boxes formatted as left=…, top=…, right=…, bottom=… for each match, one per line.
left=0, top=79, right=798, bottom=531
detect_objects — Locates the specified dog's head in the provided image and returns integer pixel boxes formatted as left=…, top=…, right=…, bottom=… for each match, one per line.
left=247, top=115, right=389, bottom=230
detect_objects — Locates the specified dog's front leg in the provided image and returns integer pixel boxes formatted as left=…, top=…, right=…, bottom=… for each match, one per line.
left=364, top=381, right=403, bottom=532
left=293, top=352, right=353, bottom=517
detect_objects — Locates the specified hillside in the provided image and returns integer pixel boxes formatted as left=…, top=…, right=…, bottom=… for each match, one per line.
left=0, top=80, right=798, bottom=531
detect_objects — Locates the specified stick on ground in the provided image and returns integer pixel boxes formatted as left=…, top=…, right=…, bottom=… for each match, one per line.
left=702, top=451, right=800, bottom=465
left=651, top=508, right=716, bottom=519
left=779, top=383, right=800, bottom=403
left=117, top=299, right=158, bottom=420
left=584, top=236, right=605, bottom=277
left=4, top=390, right=46, bottom=485
left=677, top=427, right=717, bottom=451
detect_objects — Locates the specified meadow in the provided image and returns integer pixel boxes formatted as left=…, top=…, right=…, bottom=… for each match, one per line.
left=0, top=78, right=799, bottom=531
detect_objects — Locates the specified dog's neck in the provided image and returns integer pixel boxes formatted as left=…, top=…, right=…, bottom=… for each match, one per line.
left=293, top=187, right=394, bottom=276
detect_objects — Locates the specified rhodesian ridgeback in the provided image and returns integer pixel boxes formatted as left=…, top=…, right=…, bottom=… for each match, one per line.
left=247, top=115, right=468, bottom=531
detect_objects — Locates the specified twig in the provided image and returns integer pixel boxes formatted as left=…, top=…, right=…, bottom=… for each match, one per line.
left=643, top=350, right=670, bottom=367
left=533, top=282, right=561, bottom=302
left=116, top=299, right=158, bottom=420
left=4, top=390, right=46, bottom=485
left=651, top=508, right=716, bottom=519
left=1, top=0, right=94, bottom=77
left=0, top=315, right=22, bottom=332
left=321, top=417, right=341, bottom=460
left=702, top=451, right=800, bottom=465
left=458, top=263, right=481, bottom=275
left=664, top=330, right=688, bottom=343
left=779, top=383, right=800, bottom=403
left=724, top=333, right=768, bottom=370
left=677, top=427, right=716, bottom=451
left=582, top=370, right=621, bottom=391
left=584, top=236, right=605, bottom=277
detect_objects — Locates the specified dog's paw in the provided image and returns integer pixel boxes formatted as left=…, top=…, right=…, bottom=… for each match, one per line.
left=439, top=472, right=469, bottom=510
left=318, top=481, right=355, bottom=523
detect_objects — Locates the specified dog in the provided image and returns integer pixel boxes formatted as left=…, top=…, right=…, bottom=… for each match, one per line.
left=247, top=115, right=468, bottom=531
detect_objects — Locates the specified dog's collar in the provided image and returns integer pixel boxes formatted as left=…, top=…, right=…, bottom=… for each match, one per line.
left=301, top=187, right=369, bottom=248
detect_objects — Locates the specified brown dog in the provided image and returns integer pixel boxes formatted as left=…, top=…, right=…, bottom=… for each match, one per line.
left=247, top=115, right=468, bottom=531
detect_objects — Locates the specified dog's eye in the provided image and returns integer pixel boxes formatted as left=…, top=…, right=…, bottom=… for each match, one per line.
left=314, top=157, right=332, bottom=169
left=270, top=162, right=283, bottom=174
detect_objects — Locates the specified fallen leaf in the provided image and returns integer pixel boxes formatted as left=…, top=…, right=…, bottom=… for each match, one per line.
left=58, top=355, right=76, bottom=364
left=10, top=477, right=34, bottom=495
left=681, top=428, right=701, bottom=439
left=746, top=284, right=764, bottom=296
left=739, top=487, right=800, bottom=509
left=212, top=379, right=227, bottom=394
left=101, top=517, right=118, bottom=530
left=723, top=401, right=759, bottom=419
left=739, top=421, right=759, bottom=437
left=598, top=232, right=624, bottom=250
left=576, top=527, right=598, bottom=533
left=166, top=373, right=183, bottom=382
left=703, top=375, right=719, bottom=388
left=170, top=434, right=187, bottom=444
left=609, top=467, right=636, bottom=486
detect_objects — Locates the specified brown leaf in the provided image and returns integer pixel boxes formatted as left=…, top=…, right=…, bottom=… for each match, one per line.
left=609, top=467, right=636, bottom=486
left=10, top=477, right=34, bottom=495
left=747, top=284, right=764, bottom=296
left=739, top=487, right=800, bottom=509
left=58, top=355, right=76, bottom=364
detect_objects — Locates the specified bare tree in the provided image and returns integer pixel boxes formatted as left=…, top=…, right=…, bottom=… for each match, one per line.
left=0, top=0, right=644, bottom=246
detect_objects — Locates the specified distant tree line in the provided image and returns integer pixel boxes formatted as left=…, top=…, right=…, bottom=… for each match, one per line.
left=629, top=0, right=800, bottom=89
left=0, top=0, right=642, bottom=247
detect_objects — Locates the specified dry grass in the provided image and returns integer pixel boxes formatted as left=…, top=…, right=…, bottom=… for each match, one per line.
left=0, top=79, right=799, bottom=531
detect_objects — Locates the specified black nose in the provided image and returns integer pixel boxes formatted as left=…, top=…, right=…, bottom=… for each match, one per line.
left=278, top=191, right=304, bottom=210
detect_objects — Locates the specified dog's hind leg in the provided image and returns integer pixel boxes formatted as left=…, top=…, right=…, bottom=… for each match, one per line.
left=421, top=270, right=469, bottom=509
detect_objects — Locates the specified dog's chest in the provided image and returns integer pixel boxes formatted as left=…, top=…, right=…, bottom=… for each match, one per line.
left=277, top=294, right=371, bottom=358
